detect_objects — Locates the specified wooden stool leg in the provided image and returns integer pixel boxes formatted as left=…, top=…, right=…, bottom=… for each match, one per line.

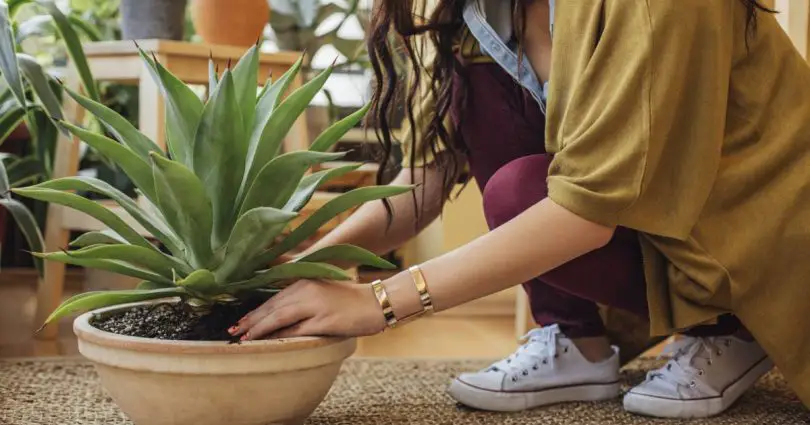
left=34, top=77, right=85, bottom=339
left=139, top=58, right=166, bottom=150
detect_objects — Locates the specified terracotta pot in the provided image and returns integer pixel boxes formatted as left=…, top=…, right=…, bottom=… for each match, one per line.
left=190, top=0, right=270, bottom=48
left=74, top=302, right=356, bottom=425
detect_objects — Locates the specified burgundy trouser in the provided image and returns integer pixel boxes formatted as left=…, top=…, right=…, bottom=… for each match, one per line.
left=451, top=63, right=739, bottom=338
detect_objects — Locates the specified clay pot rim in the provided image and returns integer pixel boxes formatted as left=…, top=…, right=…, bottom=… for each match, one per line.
left=73, top=301, right=348, bottom=355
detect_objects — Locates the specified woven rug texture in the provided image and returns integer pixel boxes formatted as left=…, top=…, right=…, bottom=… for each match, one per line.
left=0, top=358, right=808, bottom=424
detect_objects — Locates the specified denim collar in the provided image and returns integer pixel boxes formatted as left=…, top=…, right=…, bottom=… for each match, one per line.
left=462, top=0, right=553, bottom=114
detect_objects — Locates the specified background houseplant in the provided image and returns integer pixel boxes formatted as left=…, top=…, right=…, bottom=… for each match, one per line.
left=15, top=38, right=410, bottom=424
left=0, top=0, right=100, bottom=269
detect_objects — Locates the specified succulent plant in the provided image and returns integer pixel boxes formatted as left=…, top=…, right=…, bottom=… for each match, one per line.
left=14, top=43, right=410, bottom=327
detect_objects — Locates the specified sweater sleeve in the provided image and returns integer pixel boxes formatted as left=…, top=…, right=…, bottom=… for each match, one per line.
left=545, top=0, right=734, bottom=240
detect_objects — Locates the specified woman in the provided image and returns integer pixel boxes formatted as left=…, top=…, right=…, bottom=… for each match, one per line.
left=229, top=0, right=810, bottom=418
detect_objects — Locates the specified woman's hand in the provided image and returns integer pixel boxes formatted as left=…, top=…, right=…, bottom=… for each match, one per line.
left=228, top=280, right=387, bottom=341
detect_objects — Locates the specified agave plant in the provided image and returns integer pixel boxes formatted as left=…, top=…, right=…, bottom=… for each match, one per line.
left=14, top=43, right=411, bottom=328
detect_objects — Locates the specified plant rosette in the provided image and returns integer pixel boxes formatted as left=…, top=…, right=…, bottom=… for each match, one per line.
left=15, top=43, right=411, bottom=425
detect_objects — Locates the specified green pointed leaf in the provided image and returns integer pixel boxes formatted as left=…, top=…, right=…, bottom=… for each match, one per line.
left=0, top=3, right=25, bottom=108
left=244, top=56, right=302, bottom=180
left=16, top=54, right=62, bottom=120
left=150, top=153, right=214, bottom=269
left=256, top=76, right=271, bottom=102
left=6, top=156, right=44, bottom=187
left=66, top=244, right=192, bottom=277
left=137, top=48, right=203, bottom=167
left=8, top=0, right=32, bottom=17
left=283, top=163, right=361, bottom=212
left=66, top=14, right=102, bottom=41
left=34, top=251, right=173, bottom=284
left=0, top=104, right=25, bottom=145
left=309, top=103, right=370, bottom=152
left=295, top=244, right=395, bottom=269
left=0, top=197, right=44, bottom=275
left=57, top=120, right=157, bottom=202
left=0, top=154, right=12, bottom=194
left=176, top=269, right=220, bottom=296
left=70, top=230, right=127, bottom=248
left=136, top=280, right=173, bottom=290
left=192, top=69, right=245, bottom=248
left=15, top=15, right=50, bottom=43
left=254, top=185, right=413, bottom=266
left=13, top=187, right=155, bottom=249
left=32, top=176, right=183, bottom=256
left=215, top=207, right=297, bottom=281
left=207, top=55, right=217, bottom=94
left=243, top=64, right=331, bottom=194
left=268, top=54, right=303, bottom=110
left=40, top=1, right=99, bottom=101
left=231, top=44, right=259, bottom=131
left=240, top=150, right=345, bottom=214
left=43, top=288, right=185, bottom=325
left=62, top=86, right=163, bottom=161
left=228, top=262, right=351, bottom=292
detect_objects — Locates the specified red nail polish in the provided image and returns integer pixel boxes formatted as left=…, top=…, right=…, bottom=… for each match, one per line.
left=240, top=333, right=249, bottom=341
left=227, top=326, right=238, bottom=335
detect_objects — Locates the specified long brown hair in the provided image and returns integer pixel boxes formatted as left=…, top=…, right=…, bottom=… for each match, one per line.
left=366, top=0, right=775, bottom=211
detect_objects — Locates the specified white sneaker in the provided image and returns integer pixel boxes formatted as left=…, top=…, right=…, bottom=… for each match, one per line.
left=447, top=324, right=621, bottom=412
left=623, top=335, right=773, bottom=418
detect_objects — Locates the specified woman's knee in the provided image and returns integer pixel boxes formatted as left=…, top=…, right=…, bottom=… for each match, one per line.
left=482, top=154, right=553, bottom=228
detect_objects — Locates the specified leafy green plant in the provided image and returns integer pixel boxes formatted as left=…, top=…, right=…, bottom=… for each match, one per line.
left=270, top=0, right=367, bottom=69
left=15, top=43, right=411, bottom=326
left=0, top=0, right=100, bottom=273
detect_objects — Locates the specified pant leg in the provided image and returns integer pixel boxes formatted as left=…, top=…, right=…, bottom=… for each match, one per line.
left=482, top=154, right=650, bottom=338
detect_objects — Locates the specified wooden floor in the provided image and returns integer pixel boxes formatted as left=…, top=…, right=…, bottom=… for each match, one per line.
left=0, top=269, right=519, bottom=360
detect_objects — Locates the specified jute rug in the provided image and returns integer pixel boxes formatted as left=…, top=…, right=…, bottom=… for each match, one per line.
left=1, top=357, right=807, bottom=424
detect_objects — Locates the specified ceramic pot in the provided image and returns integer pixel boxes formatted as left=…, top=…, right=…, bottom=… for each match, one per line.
left=190, top=0, right=270, bottom=47
left=74, top=302, right=356, bottom=425
left=120, top=0, right=188, bottom=40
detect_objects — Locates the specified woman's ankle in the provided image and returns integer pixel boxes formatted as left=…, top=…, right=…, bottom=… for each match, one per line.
left=570, top=336, right=614, bottom=363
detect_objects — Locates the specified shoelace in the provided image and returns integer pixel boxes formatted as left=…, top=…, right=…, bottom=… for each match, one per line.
left=647, top=336, right=732, bottom=388
left=487, top=324, right=566, bottom=381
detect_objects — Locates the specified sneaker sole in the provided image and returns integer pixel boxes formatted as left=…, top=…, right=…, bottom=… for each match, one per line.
left=447, top=379, right=621, bottom=412
left=623, top=356, right=774, bottom=418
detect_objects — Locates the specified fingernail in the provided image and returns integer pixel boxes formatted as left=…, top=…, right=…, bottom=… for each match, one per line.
left=240, top=333, right=249, bottom=341
left=227, top=326, right=239, bottom=335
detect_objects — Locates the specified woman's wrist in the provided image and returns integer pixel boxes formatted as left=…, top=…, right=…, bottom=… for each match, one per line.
left=382, top=270, right=426, bottom=321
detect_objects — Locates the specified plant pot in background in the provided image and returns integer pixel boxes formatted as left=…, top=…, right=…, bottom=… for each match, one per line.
left=190, top=0, right=270, bottom=47
left=121, top=0, right=188, bottom=40
left=74, top=303, right=356, bottom=425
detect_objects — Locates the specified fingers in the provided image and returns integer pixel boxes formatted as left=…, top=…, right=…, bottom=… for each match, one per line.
left=241, top=304, right=312, bottom=341
left=228, top=282, right=302, bottom=335
left=267, top=321, right=315, bottom=339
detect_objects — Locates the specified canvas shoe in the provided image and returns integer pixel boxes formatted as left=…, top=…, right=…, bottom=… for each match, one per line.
left=447, top=324, right=621, bottom=412
left=623, top=335, right=773, bottom=418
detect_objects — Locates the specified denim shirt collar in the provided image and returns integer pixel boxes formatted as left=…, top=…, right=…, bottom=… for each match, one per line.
left=462, top=0, right=554, bottom=114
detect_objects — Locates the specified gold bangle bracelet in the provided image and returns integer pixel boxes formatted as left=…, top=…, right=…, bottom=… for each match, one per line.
left=371, top=279, right=397, bottom=328
left=408, top=265, right=434, bottom=312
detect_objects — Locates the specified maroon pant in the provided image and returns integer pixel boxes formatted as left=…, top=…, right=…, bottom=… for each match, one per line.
left=451, top=63, right=739, bottom=337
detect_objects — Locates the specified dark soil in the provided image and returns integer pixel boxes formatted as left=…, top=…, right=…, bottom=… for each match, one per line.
left=91, top=298, right=266, bottom=342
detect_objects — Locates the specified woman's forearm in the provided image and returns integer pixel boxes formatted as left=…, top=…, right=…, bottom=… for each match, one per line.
left=302, top=166, right=448, bottom=263
left=382, top=198, right=616, bottom=319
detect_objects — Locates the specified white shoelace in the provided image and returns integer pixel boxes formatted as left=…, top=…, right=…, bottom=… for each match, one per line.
left=648, top=336, right=732, bottom=388
left=487, top=325, right=565, bottom=380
